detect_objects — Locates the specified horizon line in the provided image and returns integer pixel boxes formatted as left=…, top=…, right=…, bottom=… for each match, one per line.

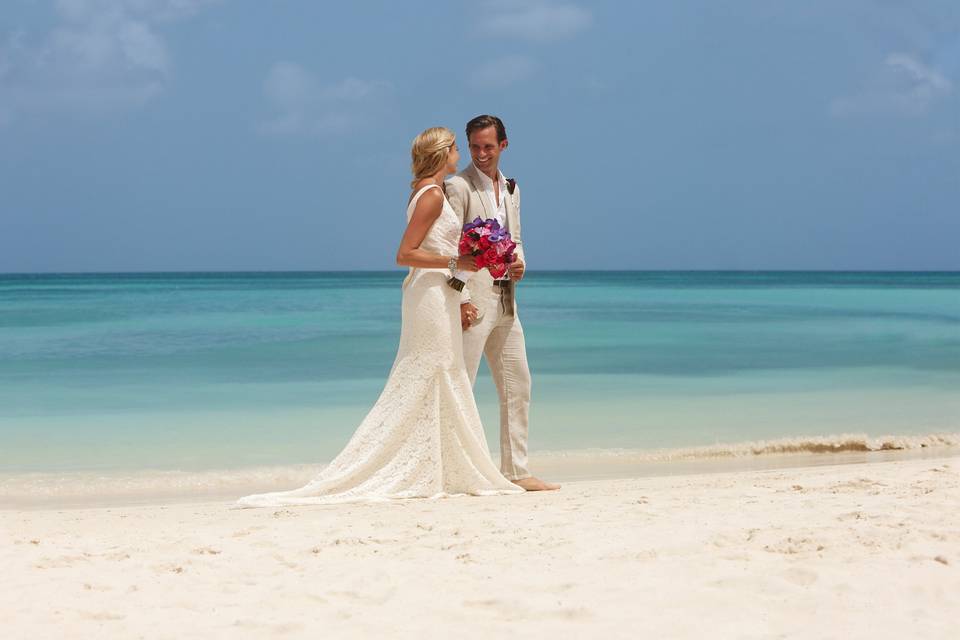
left=2, top=268, right=959, bottom=276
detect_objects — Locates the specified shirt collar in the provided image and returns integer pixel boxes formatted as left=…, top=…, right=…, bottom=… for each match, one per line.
left=471, top=163, right=506, bottom=190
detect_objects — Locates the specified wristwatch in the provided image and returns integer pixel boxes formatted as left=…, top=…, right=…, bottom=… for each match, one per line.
left=447, top=256, right=458, bottom=274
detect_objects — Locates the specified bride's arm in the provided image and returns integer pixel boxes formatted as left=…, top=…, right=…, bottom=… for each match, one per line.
left=396, top=189, right=477, bottom=271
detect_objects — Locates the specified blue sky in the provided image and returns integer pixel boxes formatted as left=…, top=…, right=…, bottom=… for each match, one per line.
left=1, top=0, right=958, bottom=272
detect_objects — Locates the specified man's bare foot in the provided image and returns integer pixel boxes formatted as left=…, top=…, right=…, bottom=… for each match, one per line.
left=512, top=476, right=560, bottom=491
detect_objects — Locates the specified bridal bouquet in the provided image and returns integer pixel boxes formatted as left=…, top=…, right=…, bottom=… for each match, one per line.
left=449, top=218, right=517, bottom=291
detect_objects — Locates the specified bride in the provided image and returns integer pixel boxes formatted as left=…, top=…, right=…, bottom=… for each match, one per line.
left=236, top=127, right=525, bottom=507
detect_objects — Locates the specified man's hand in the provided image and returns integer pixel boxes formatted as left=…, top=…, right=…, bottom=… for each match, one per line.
left=460, top=302, right=479, bottom=330
left=508, top=259, right=525, bottom=282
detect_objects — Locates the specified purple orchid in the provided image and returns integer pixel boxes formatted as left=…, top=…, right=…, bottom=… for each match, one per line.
left=462, top=217, right=485, bottom=232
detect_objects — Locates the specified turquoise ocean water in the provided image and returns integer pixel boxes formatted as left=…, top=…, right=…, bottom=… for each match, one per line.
left=1, top=271, right=958, bottom=487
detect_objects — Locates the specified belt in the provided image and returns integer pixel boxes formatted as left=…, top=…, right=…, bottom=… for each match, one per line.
left=493, top=279, right=515, bottom=316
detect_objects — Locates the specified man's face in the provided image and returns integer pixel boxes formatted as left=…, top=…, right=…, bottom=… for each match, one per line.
left=468, top=126, right=507, bottom=174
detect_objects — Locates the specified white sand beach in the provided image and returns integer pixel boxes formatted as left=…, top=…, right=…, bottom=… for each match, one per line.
left=3, top=453, right=959, bottom=639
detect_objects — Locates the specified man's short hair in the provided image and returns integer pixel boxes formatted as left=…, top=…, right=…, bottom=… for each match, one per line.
left=466, top=115, right=507, bottom=143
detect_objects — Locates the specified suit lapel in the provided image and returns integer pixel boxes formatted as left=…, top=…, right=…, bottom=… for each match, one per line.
left=465, top=165, right=493, bottom=221
left=504, top=184, right=520, bottom=244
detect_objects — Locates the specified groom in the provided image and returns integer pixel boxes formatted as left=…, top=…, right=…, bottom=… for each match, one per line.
left=445, top=115, right=559, bottom=492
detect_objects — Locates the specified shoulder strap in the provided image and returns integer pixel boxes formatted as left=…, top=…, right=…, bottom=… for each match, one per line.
left=406, top=183, right=443, bottom=219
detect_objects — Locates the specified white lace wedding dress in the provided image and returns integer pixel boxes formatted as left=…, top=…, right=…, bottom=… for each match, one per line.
left=236, top=184, right=523, bottom=507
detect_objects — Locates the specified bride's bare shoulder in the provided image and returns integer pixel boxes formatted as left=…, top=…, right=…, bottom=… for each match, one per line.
left=407, top=180, right=442, bottom=204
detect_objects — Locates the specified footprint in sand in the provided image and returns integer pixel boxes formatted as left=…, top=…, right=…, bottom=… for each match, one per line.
left=232, top=525, right=267, bottom=537
left=782, top=567, right=819, bottom=587
left=546, top=606, right=593, bottom=620
left=828, top=478, right=888, bottom=494
left=152, top=563, right=186, bottom=574
left=463, top=598, right=591, bottom=621
left=763, top=536, right=825, bottom=555
left=328, top=587, right=396, bottom=605
left=233, top=620, right=305, bottom=633
left=712, top=529, right=759, bottom=548
left=836, top=510, right=869, bottom=522
left=79, top=611, right=125, bottom=621
left=34, top=554, right=91, bottom=569
left=272, top=554, right=301, bottom=570
left=191, top=546, right=222, bottom=555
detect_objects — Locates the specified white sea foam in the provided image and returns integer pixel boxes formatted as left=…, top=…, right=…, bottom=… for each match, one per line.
left=2, top=432, right=958, bottom=508
left=535, top=432, right=960, bottom=461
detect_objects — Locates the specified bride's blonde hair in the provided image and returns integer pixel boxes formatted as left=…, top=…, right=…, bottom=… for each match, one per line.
left=410, top=127, right=455, bottom=188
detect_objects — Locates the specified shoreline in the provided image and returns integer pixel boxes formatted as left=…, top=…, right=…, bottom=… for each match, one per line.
left=4, top=433, right=958, bottom=510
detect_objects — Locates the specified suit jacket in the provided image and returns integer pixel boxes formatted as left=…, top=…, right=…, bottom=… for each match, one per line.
left=444, top=164, right=525, bottom=303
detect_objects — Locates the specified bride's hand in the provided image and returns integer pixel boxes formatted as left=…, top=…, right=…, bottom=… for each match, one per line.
left=460, top=303, right=479, bottom=330
left=457, top=255, right=479, bottom=272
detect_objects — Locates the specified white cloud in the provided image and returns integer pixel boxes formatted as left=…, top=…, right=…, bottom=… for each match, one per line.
left=258, top=62, right=392, bottom=137
left=830, top=52, right=954, bottom=118
left=0, top=0, right=220, bottom=124
left=477, top=0, right=592, bottom=42
left=471, top=55, right=539, bottom=90
left=468, top=2, right=590, bottom=90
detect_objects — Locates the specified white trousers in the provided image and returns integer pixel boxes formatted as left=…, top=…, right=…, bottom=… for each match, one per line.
left=462, top=284, right=532, bottom=481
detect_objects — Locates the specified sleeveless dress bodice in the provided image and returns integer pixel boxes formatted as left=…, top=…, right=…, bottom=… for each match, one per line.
left=401, top=183, right=462, bottom=288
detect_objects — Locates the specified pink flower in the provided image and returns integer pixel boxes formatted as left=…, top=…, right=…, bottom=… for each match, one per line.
left=489, top=264, right=508, bottom=279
